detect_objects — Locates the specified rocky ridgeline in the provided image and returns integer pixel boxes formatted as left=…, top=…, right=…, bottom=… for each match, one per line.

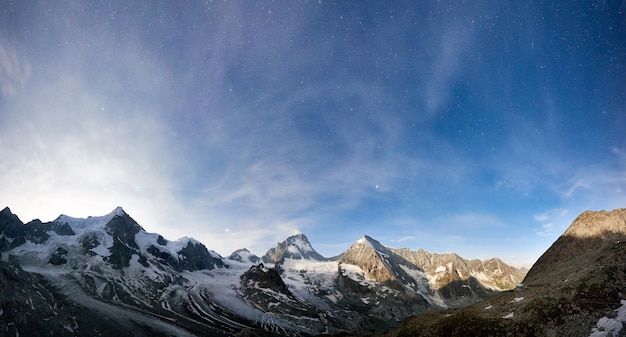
left=525, top=208, right=626, bottom=284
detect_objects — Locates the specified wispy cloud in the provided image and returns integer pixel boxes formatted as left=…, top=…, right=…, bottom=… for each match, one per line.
left=533, top=208, right=569, bottom=237
left=390, top=236, right=416, bottom=243
left=0, top=39, right=31, bottom=98
left=424, top=22, right=476, bottom=115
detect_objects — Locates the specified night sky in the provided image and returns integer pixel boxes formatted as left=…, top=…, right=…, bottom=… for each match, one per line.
left=1, top=1, right=625, bottom=267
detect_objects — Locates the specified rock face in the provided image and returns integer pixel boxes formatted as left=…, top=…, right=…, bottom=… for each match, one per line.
left=381, top=208, right=626, bottom=337
left=339, top=236, right=401, bottom=286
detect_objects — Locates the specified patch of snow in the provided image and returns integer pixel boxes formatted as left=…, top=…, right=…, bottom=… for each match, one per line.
left=397, top=264, right=444, bottom=306
left=361, top=297, right=370, bottom=304
left=502, top=312, right=514, bottom=319
left=287, top=245, right=300, bottom=254
left=484, top=305, right=493, bottom=310
left=589, top=299, right=626, bottom=337
left=435, top=266, right=446, bottom=273
left=208, top=250, right=222, bottom=259
left=511, top=297, right=524, bottom=303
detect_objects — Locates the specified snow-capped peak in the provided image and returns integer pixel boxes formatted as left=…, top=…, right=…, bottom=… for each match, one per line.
left=355, top=235, right=388, bottom=253
left=287, top=233, right=314, bottom=253
left=54, top=206, right=128, bottom=232
left=262, top=233, right=327, bottom=263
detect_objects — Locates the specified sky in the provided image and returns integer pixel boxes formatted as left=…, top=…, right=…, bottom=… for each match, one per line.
left=0, top=1, right=624, bottom=268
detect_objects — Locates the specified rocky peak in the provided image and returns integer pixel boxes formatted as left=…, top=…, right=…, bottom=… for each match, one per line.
left=562, top=208, right=626, bottom=239
left=261, top=233, right=326, bottom=264
left=177, top=240, right=228, bottom=271
left=525, top=208, right=626, bottom=284
left=340, top=235, right=400, bottom=286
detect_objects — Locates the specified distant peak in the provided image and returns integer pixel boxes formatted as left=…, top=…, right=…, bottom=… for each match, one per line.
left=262, top=232, right=327, bottom=263
left=287, top=233, right=310, bottom=242
left=357, top=235, right=378, bottom=245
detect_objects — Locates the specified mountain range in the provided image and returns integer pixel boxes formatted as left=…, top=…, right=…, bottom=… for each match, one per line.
left=3, top=206, right=622, bottom=336
left=0, top=206, right=526, bottom=336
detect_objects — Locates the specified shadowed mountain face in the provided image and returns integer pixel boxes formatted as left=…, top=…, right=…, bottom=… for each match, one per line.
left=0, top=207, right=524, bottom=336
left=380, top=208, right=626, bottom=337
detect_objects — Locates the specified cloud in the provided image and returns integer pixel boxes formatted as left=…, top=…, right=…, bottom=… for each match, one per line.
left=560, top=149, right=626, bottom=209
left=0, top=16, right=183, bottom=242
left=535, top=223, right=554, bottom=237
left=0, top=39, right=31, bottom=98
left=533, top=208, right=570, bottom=237
left=390, top=236, right=416, bottom=243
left=424, top=23, right=476, bottom=115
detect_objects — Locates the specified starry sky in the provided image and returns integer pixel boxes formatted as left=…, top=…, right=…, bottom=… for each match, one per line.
left=1, top=1, right=625, bottom=267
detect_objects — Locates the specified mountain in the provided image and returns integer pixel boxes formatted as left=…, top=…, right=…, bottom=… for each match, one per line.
left=261, top=233, right=327, bottom=264
left=0, top=206, right=525, bottom=336
left=381, top=208, right=626, bottom=337
left=229, top=248, right=260, bottom=264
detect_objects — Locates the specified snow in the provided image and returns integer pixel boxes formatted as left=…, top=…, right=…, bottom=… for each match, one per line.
left=484, top=305, right=493, bottom=310
left=280, top=258, right=338, bottom=308
left=435, top=266, right=446, bottom=273
left=510, top=297, right=524, bottom=303
left=289, top=236, right=313, bottom=253
left=396, top=264, right=447, bottom=306
left=340, top=263, right=369, bottom=284
left=55, top=207, right=125, bottom=232
left=182, top=266, right=313, bottom=335
left=588, top=299, right=626, bottom=337
left=502, top=312, right=514, bottom=319
left=134, top=232, right=211, bottom=264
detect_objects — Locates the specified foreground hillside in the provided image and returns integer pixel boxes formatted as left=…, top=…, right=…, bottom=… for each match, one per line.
left=0, top=206, right=524, bottom=336
left=380, top=208, right=626, bottom=337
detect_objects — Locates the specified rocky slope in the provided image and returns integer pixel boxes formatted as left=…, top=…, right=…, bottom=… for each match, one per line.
left=0, top=206, right=525, bottom=336
left=380, top=208, right=626, bottom=337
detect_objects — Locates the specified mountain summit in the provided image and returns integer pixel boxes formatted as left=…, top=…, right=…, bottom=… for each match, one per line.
left=261, top=233, right=327, bottom=264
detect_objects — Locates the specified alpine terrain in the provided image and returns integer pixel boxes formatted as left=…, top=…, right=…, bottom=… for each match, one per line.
left=0, top=206, right=525, bottom=336
left=381, top=208, right=626, bottom=337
